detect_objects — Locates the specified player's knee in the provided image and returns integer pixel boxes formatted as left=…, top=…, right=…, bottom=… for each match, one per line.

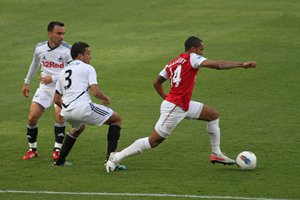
left=211, top=111, right=219, bottom=120
left=148, top=132, right=165, bottom=148
left=27, top=115, right=38, bottom=125
left=112, top=112, right=122, bottom=127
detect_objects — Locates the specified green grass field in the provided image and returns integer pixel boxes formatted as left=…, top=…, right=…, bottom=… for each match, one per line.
left=0, top=0, right=300, bottom=199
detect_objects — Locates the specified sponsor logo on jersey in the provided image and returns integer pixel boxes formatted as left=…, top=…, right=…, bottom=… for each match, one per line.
left=41, top=61, right=64, bottom=68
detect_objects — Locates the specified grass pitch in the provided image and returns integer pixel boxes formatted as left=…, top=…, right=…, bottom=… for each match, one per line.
left=0, top=0, right=299, bottom=199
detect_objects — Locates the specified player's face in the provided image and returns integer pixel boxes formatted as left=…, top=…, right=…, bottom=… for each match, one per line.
left=195, top=42, right=204, bottom=55
left=82, top=48, right=91, bottom=64
left=48, top=25, right=65, bottom=48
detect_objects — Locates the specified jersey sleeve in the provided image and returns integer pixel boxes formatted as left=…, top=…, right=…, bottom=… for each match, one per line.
left=88, top=66, right=98, bottom=85
left=24, top=47, right=41, bottom=84
left=66, top=52, right=72, bottom=64
left=159, top=65, right=169, bottom=79
left=190, top=53, right=207, bottom=69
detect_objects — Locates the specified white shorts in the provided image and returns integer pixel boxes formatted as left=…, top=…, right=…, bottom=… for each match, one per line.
left=155, top=100, right=204, bottom=138
left=61, top=103, right=113, bottom=130
left=32, top=88, right=55, bottom=109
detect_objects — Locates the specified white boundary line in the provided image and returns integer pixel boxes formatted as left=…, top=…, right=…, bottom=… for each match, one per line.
left=0, top=190, right=297, bottom=200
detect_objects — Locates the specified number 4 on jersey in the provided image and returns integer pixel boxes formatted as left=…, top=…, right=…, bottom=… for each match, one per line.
left=170, top=65, right=182, bottom=87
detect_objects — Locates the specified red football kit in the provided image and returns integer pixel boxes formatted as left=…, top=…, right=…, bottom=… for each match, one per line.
left=159, top=52, right=207, bottom=111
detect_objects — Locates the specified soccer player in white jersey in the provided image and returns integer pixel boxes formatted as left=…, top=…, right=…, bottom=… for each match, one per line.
left=22, top=21, right=72, bottom=161
left=106, top=36, right=256, bottom=172
left=52, top=42, right=125, bottom=170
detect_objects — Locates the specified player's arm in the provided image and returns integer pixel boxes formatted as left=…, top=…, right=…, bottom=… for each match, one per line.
left=54, top=90, right=63, bottom=108
left=90, top=84, right=111, bottom=106
left=200, top=59, right=256, bottom=70
left=22, top=50, right=40, bottom=97
left=153, top=75, right=167, bottom=99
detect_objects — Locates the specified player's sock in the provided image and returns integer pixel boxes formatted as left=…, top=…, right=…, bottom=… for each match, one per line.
left=56, top=132, right=77, bottom=164
left=54, top=122, right=66, bottom=151
left=27, top=124, right=38, bottom=151
left=207, top=118, right=222, bottom=155
left=115, top=137, right=151, bottom=163
left=105, top=125, right=121, bottom=160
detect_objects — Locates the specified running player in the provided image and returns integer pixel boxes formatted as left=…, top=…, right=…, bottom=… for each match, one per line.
left=106, top=36, right=256, bottom=172
left=22, top=21, right=72, bottom=161
left=53, top=42, right=125, bottom=170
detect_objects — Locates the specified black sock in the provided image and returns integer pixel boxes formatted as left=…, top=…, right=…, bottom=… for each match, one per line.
left=27, top=125, right=38, bottom=151
left=54, top=124, right=66, bottom=151
left=106, top=125, right=121, bottom=160
left=56, top=133, right=77, bottom=164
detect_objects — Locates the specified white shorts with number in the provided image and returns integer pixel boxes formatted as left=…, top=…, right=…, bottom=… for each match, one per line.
left=32, top=88, right=55, bottom=109
left=61, top=103, right=113, bottom=130
left=155, top=100, right=204, bottom=138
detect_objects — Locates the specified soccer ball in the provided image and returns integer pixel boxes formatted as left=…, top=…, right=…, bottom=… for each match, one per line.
left=236, top=151, right=257, bottom=170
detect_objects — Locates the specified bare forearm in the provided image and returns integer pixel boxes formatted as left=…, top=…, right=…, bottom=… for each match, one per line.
left=153, top=79, right=167, bottom=99
left=216, top=61, right=244, bottom=69
left=202, top=60, right=256, bottom=70
left=93, top=90, right=111, bottom=105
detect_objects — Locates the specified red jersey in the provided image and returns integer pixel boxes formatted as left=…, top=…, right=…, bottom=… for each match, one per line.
left=159, top=52, right=207, bottom=111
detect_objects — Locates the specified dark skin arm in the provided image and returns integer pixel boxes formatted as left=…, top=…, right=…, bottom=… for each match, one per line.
left=90, top=84, right=111, bottom=106
left=201, top=60, right=256, bottom=70
left=153, top=75, right=168, bottom=99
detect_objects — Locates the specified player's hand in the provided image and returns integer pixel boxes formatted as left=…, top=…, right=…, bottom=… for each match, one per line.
left=39, top=75, right=53, bottom=84
left=243, top=61, right=256, bottom=68
left=102, top=96, right=111, bottom=106
left=22, top=84, right=30, bottom=97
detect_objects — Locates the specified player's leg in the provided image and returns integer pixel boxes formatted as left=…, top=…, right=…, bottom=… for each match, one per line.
left=187, top=101, right=235, bottom=165
left=23, top=102, right=44, bottom=160
left=106, top=100, right=185, bottom=172
left=52, top=106, right=66, bottom=161
left=111, top=129, right=163, bottom=164
left=103, top=111, right=122, bottom=161
left=54, top=124, right=85, bottom=166
left=197, top=104, right=222, bottom=155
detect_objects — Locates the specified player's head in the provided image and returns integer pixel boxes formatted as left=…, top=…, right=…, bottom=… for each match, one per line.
left=47, top=21, right=65, bottom=48
left=47, top=21, right=64, bottom=32
left=184, top=36, right=204, bottom=55
left=71, top=42, right=91, bottom=64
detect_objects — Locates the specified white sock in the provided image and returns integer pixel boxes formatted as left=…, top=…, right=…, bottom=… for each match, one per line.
left=207, top=119, right=222, bottom=155
left=115, top=137, right=151, bottom=163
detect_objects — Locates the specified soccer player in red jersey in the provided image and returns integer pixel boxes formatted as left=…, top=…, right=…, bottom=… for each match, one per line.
left=106, top=36, right=256, bottom=172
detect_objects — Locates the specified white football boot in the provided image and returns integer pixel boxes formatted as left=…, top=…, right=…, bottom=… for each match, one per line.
left=105, top=153, right=119, bottom=173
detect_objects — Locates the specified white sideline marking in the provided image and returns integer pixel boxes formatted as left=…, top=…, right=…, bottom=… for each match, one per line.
left=0, top=190, right=296, bottom=200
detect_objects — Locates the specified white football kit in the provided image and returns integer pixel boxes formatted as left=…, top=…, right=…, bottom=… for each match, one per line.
left=56, top=60, right=113, bottom=130
left=24, top=41, right=72, bottom=108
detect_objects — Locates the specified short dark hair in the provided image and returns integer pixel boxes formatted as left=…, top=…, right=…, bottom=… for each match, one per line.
left=47, top=21, right=64, bottom=32
left=71, top=42, right=90, bottom=59
left=184, top=36, right=203, bottom=51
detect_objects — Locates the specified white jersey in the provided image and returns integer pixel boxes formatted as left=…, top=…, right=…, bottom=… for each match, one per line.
left=56, top=60, right=98, bottom=111
left=24, top=41, right=72, bottom=89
